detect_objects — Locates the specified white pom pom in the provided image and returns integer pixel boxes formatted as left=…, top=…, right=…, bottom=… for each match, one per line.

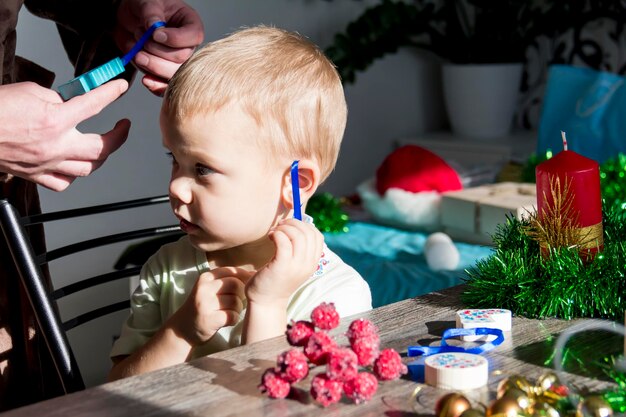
left=424, top=232, right=460, bottom=271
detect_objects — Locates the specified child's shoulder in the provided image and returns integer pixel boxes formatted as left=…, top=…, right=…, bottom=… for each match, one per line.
left=153, top=234, right=194, bottom=256
left=145, top=235, right=203, bottom=272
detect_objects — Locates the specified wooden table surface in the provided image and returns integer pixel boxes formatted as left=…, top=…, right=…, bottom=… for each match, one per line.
left=2, top=285, right=622, bottom=417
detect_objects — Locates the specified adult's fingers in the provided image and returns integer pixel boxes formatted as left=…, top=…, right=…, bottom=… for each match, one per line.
left=138, top=42, right=194, bottom=64
left=141, top=74, right=168, bottom=97
left=32, top=119, right=130, bottom=191
left=51, top=119, right=131, bottom=163
left=32, top=172, right=75, bottom=192
left=133, top=1, right=167, bottom=31
left=17, top=81, right=65, bottom=103
left=58, top=80, right=129, bottom=127
left=97, top=118, right=132, bottom=159
left=153, top=7, right=204, bottom=48
left=134, top=51, right=182, bottom=81
left=48, top=160, right=99, bottom=178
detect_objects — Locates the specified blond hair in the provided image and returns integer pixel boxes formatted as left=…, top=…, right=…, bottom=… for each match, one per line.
left=164, top=25, right=347, bottom=182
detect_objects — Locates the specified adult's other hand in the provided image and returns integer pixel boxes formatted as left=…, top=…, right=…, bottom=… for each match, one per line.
left=0, top=80, right=131, bottom=191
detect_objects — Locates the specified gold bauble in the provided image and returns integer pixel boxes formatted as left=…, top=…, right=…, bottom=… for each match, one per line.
left=460, top=408, right=486, bottom=417
left=435, top=393, right=472, bottom=417
left=577, top=395, right=613, bottom=417
left=487, top=396, right=524, bottom=417
left=497, top=375, right=534, bottom=398
left=536, top=372, right=561, bottom=394
left=531, top=400, right=561, bottom=417
left=500, top=387, right=532, bottom=410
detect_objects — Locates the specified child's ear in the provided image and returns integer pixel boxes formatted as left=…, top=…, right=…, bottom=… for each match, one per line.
left=281, top=159, right=320, bottom=210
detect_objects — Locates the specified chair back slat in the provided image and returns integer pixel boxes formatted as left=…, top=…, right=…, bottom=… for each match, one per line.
left=22, top=195, right=170, bottom=226
left=0, top=200, right=85, bottom=394
left=61, top=300, right=131, bottom=332
left=0, top=195, right=178, bottom=395
left=52, top=267, right=142, bottom=299
left=42, top=226, right=181, bottom=264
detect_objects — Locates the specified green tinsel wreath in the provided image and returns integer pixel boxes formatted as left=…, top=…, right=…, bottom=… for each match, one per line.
left=461, top=203, right=626, bottom=320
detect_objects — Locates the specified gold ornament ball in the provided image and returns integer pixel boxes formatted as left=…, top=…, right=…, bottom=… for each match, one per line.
left=531, top=400, right=560, bottom=417
left=536, top=372, right=561, bottom=393
left=577, top=395, right=613, bottom=417
left=487, top=396, right=525, bottom=417
left=497, top=375, right=533, bottom=398
left=500, top=387, right=532, bottom=410
left=460, top=409, right=485, bottom=417
left=435, top=393, right=472, bottom=417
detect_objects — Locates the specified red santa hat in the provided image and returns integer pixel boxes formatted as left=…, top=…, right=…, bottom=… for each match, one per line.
left=357, top=144, right=462, bottom=231
left=376, top=145, right=462, bottom=195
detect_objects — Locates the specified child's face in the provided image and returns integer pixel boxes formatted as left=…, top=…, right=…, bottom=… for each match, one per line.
left=161, top=104, right=289, bottom=253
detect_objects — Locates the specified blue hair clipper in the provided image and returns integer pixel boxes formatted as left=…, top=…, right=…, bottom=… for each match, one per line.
left=58, top=21, right=166, bottom=100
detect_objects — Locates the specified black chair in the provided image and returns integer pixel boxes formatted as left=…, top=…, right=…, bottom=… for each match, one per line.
left=0, top=195, right=184, bottom=394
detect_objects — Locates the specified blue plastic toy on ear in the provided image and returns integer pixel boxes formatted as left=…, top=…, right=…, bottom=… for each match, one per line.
left=291, top=161, right=302, bottom=220
left=58, top=21, right=166, bottom=101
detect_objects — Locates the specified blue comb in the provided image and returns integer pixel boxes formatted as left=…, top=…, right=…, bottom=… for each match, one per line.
left=58, top=21, right=166, bottom=100
left=291, top=161, right=302, bottom=220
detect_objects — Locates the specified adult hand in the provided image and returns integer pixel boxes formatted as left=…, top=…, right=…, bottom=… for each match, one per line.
left=245, top=219, right=325, bottom=308
left=0, top=80, right=130, bottom=191
left=114, top=0, right=205, bottom=96
left=168, top=267, right=249, bottom=346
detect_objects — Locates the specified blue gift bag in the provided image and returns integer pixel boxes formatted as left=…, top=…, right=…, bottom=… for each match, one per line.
left=537, top=64, right=626, bottom=163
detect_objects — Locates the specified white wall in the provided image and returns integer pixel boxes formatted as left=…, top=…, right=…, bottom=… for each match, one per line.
left=16, top=0, right=444, bottom=387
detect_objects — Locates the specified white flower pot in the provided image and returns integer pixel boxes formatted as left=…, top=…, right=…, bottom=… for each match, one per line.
left=442, top=63, right=523, bottom=140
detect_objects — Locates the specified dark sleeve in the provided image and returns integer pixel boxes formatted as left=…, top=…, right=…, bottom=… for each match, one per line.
left=23, top=0, right=136, bottom=82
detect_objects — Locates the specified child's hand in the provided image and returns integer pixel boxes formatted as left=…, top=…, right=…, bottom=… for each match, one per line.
left=245, top=219, right=324, bottom=307
left=167, top=266, right=250, bottom=346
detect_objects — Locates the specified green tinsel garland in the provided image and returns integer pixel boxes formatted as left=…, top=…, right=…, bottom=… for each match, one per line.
left=600, top=356, right=626, bottom=413
left=307, top=192, right=349, bottom=233
left=461, top=203, right=626, bottom=320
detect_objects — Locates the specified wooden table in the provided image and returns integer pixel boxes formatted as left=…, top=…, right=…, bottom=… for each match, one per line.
left=2, top=285, right=622, bottom=416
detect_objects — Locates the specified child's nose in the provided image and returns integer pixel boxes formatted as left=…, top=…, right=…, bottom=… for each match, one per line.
left=169, top=176, right=193, bottom=204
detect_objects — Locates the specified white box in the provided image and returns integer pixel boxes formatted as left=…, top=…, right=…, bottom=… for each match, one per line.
left=441, top=182, right=537, bottom=243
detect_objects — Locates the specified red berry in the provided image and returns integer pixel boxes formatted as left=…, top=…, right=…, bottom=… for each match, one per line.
left=311, top=302, right=340, bottom=330
left=346, top=318, right=379, bottom=343
left=310, top=373, right=343, bottom=407
left=304, top=331, right=337, bottom=365
left=373, top=348, right=407, bottom=381
left=343, top=372, right=378, bottom=404
left=275, top=348, right=309, bottom=383
left=259, top=368, right=291, bottom=398
left=350, top=335, right=380, bottom=366
left=326, top=347, right=358, bottom=382
left=285, top=320, right=315, bottom=347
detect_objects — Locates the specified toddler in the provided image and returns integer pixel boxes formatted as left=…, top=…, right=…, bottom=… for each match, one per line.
left=108, top=25, right=372, bottom=380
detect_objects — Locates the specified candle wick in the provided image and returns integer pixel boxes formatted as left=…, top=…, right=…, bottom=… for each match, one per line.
left=560, top=131, right=568, bottom=151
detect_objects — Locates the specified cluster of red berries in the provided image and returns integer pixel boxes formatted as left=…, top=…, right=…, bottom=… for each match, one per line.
left=259, top=302, right=407, bottom=407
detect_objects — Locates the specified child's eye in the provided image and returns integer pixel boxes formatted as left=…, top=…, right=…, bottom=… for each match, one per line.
left=166, top=152, right=176, bottom=163
left=196, top=164, right=215, bottom=176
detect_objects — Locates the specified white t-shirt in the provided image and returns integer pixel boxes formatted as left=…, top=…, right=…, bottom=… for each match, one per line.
left=111, top=235, right=372, bottom=359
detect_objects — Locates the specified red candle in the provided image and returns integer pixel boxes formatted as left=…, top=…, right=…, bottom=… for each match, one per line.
left=535, top=133, right=603, bottom=258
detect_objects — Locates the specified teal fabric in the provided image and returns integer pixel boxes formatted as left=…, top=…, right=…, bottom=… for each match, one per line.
left=323, top=222, right=494, bottom=308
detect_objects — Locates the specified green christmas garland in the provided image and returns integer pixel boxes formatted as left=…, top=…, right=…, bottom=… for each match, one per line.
left=461, top=202, right=626, bottom=320
left=307, top=192, right=349, bottom=233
